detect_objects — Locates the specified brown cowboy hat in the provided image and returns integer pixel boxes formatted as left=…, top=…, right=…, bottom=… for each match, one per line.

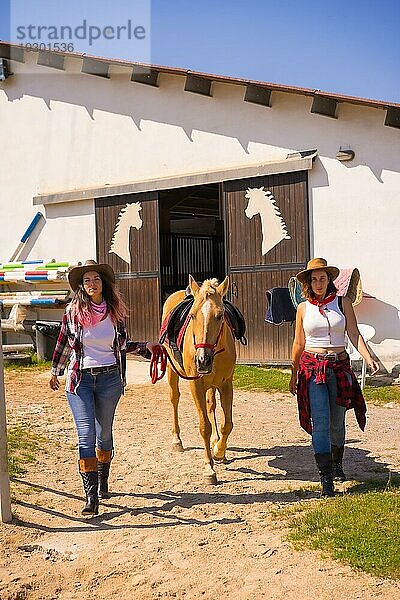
left=68, top=260, right=115, bottom=292
left=296, top=258, right=340, bottom=284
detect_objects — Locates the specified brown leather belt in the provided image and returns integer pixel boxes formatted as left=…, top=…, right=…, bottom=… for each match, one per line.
left=82, top=364, right=119, bottom=375
left=305, top=351, right=348, bottom=361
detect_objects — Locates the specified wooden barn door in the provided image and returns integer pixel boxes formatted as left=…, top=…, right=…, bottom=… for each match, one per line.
left=95, top=192, right=160, bottom=342
left=223, top=170, right=309, bottom=363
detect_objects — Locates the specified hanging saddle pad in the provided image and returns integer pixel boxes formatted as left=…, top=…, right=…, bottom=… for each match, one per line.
left=265, top=287, right=296, bottom=324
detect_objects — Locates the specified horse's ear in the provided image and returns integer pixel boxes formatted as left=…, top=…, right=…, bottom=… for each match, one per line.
left=189, top=274, right=200, bottom=296
left=217, top=276, right=229, bottom=297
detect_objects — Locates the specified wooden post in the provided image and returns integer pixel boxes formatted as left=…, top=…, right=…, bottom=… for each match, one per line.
left=0, top=321, right=12, bottom=523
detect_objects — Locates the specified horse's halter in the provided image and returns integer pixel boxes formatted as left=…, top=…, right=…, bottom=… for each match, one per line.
left=190, top=304, right=226, bottom=357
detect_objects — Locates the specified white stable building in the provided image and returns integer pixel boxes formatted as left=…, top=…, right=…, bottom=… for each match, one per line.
left=0, top=42, right=399, bottom=371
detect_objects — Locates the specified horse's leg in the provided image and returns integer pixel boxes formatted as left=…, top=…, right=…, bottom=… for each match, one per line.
left=167, top=366, right=184, bottom=452
left=206, top=387, right=220, bottom=448
left=213, top=378, right=233, bottom=462
left=190, top=380, right=217, bottom=485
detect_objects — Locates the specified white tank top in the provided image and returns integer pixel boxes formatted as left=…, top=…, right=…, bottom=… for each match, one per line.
left=82, top=315, right=116, bottom=368
left=303, top=297, right=346, bottom=348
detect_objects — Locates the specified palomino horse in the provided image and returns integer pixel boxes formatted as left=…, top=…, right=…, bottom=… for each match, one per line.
left=162, top=275, right=236, bottom=484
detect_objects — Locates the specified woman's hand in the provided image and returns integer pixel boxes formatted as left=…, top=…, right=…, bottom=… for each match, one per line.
left=368, top=359, right=380, bottom=375
left=146, top=342, right=164, bottom=356
left=289, top=373, right=297, bottom=396
left=49, top=374, right=60, bottom=391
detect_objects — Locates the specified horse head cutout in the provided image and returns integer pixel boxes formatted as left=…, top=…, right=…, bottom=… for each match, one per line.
left=109, top=202, right=143, bottom=265
left=245, top=187, right=290, bottom=255
left=188, top=274, right=229, bottom=374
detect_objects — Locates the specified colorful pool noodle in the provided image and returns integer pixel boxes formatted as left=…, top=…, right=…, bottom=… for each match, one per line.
left=0, top=270, right=68, bottom=282
left=9, top=212, right=44, bottom=262
left=0, top=290, right=69, bottom=297
left=0, top=298, right=68, bottom=306
left=0, top=293, right=69, bottom=300
left=0, top=261, right=71, bottom=270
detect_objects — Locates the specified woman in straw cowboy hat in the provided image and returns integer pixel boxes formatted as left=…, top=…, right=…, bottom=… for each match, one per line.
left=49, top=260, right=164, bottom=516
left=290, top=258, right=379, bottom=496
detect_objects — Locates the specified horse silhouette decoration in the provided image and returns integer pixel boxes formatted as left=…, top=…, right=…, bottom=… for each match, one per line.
left=245, top=187, right=290, bottom=255
left=109, top=202, right=143, bottom=265
left=161, top=275, right=236, bottom=485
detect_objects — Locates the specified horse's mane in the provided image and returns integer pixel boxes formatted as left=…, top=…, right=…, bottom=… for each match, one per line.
left=200, top=278, right=220, bottom=295
left=191, top=278, right=222, bottom=311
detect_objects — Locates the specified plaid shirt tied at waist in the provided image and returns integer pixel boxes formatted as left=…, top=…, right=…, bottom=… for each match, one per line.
left=296, top=351, right=367, bottom=435
left=51, top=305, right=150, bottom=393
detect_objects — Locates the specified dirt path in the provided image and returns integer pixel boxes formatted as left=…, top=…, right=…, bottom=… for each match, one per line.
left=1, top=362, right=400, bottom=600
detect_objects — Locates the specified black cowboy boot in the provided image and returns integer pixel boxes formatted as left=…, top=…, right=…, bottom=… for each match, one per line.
left=96, top=449, right=113, bottom=499
left=332, top=445, right=346, bottom=482
left=315, top=453, right=335, bottom=497
left=79, top=458, right=99, bottom=515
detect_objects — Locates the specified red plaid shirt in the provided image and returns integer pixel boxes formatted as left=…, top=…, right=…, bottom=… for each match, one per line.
left=51, top=304, right=150, bottom=393
left=296, top=352, right=367, bottom=435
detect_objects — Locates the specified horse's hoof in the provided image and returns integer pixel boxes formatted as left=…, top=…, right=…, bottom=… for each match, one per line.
left=213, top=455, right=227, bottom=464
left=172, top=442, right=184, bottom=453
left=204, top=473, right=218, bottom=485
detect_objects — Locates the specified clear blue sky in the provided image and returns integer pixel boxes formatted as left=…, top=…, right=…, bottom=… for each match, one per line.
left=1, top=0, right=399, bottom=102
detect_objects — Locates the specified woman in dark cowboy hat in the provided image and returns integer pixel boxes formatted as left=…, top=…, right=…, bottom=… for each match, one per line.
left=289, top=258, right=379, bottom=496
left=50, top=260, right=164, bottom=516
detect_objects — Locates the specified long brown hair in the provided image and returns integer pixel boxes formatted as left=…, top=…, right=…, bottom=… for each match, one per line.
left=71, top=274, right=127, bottom=324
left=301, top=270, right=338, bottom=301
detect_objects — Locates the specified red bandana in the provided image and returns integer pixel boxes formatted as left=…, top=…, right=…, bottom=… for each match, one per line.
left=77, top=300, right=108, bottom=327
left=309, top=293, right=336, bottom=316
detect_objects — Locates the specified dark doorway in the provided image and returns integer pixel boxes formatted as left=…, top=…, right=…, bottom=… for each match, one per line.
left=159, top=183, right=225, bottom=299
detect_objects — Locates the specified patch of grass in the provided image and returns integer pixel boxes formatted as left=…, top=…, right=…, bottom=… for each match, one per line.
left=233, top=365, right=400, bottom=404
left=363, top=385, right=400, bottom=405
left=7, top=426, right=47, bottom=477
left=292, top=483, right=320, bottom=499
left=234, top=365, right=290, bottom=392
left=285, top=478, right=400, bottom=579
left=4, top=351, right=51, bottom=371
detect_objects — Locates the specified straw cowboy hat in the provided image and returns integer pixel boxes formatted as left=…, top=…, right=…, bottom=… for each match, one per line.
left=296, top=258, right=340, bottom=284
left=68, top=260, right=115, bottom=292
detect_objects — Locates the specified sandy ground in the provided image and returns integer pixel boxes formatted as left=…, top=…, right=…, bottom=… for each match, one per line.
left=1, top=358, right=400, bottom=600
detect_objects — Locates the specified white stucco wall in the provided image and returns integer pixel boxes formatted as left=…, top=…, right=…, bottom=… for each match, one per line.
left=1, top=51, right=399, bottom=369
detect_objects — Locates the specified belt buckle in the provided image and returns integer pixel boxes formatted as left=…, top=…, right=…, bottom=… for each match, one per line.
left=85, top=366, right=102, bottom=375
left=325, top=353, right=338, bottom=361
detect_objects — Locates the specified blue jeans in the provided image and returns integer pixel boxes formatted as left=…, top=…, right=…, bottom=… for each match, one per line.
left=66, top=370, right=123, bottom=459
left=309, top=368, right=346, bottom=454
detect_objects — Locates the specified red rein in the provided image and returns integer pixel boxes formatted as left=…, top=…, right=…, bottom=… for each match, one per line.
left=151, top=322, right=226, bottom=383
left=150, top=345, right=168, bottom=384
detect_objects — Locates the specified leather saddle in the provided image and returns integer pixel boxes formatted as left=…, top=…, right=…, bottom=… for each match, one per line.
left=159, top=295, right=247, bottom=369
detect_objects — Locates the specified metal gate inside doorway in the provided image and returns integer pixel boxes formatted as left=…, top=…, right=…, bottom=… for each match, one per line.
left=160, top=233, right=224, bottom=294
left=159, top=183, right=225, bottom=299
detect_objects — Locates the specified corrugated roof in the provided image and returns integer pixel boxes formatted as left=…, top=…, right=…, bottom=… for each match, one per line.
left=0, top=40, right=399, bottom=110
